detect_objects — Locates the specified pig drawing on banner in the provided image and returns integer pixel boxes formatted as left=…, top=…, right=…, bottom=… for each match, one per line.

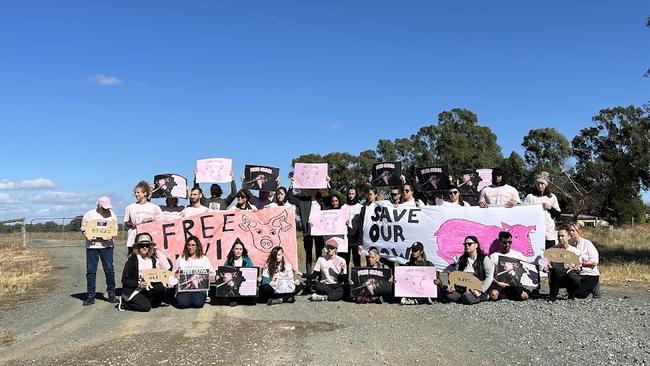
left=293, top=163, right=328, bottom=189
left=371, top=162, right=402, bottom=187
left=435, top=219, right=536, bottom=265
left=239, top=210, right=292, bottom=253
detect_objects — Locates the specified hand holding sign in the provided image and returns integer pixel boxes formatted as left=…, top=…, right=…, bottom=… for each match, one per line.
left=448, top=271, right=482, bottom=292
left=143, top=269, right=173, bottom=289
left=85, top=220, right=118, bottom=240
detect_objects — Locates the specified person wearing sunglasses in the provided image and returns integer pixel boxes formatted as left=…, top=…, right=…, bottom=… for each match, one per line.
left=440, top=236, right=494, bottom=305
left=478, top=167, right=520, bottom=208
left=400, top=175, right=425, bottom=207
left=118, top=233, right=168, bottom=312
left=523, top=172, right=561, bottom=249
left=233, top=188, right=258, bottom=211
left=442, top=184, right=469, bottom=207
left=304, top=238, right=347, bottom=302
left=488, top=232, right=529, bottom=301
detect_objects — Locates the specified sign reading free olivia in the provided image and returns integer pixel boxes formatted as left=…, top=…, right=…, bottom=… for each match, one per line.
left=137, top=207, right=298, bottom=269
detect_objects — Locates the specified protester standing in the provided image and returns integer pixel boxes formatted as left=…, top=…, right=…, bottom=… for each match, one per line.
left=124, top=181, right=162, bottom=254
left=524, top=172, right=561, bottom=249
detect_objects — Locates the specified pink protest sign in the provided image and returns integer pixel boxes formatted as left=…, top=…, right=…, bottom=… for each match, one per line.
left=293, top=163, right=328, bottom=189
left=137, top=207, right=298, bottom=270
left=394, top=266, right=437, bottom=298
left=476, top=168, right=493, bottom=192
left=196, top=158, right=232, bottom=183
left=309, top=207, right=349, bottom=236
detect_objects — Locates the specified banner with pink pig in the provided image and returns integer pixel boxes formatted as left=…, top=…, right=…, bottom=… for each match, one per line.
left=137, top=207, right=298, bottom=270
left=361, top=202, right=546, bottom=269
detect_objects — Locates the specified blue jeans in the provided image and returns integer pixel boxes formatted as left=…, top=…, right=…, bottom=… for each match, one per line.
left=176, top=292, right=207, bottom=309
left=86, top=247, right=115, bottom=298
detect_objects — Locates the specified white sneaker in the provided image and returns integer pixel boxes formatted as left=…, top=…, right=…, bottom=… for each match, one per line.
left=310, top=294, right=328, bottom=301
left=118, top=296, right=125, bottom=312
left=400, top=297, right=408, bottom=305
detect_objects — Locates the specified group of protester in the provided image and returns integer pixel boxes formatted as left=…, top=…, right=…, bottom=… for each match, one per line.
left=80, top=167, right=600, bottom=310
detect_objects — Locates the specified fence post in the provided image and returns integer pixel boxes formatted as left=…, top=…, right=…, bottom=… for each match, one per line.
left=22, top=218, right=26, bottom=247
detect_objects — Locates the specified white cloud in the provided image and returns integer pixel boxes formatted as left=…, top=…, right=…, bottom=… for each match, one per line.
left=88, top=74, right=124, bottom=86
left=0, top=178, right=56, bottom=190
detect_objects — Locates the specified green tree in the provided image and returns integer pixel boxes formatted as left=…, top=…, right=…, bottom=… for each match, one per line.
left=572, top=105, right=650, bottom=222
left=500, top=151, right=529, bottom=194
left=522, top=128, right=571, bottom=174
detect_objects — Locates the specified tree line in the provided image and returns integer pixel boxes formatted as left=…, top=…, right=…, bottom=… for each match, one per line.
left=293, top=106, right=650, bottom=225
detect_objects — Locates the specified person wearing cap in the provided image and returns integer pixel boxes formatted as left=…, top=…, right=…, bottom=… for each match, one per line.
left=398, top=242, right=437, bottom=305
left=488, top=232, right=529, bottom=301
left=118, top=233, right=167, bottom=312
left=80, top=196, right=118, bottom=306
left=305, top=237, right=347, bottom=301
left=124, top=181, right=162, bottom=254
left=478, top=167, right=520, bottom=208
left=523, top=172, right=561, bottom=249
left=458, top=169, right=479, bottom=205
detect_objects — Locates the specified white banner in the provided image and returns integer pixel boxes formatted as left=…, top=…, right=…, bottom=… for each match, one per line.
left=362, top=202, right=546, bottom=269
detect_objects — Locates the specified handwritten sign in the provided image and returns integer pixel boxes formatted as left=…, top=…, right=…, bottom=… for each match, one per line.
left=448, top=271, right=482, bottom=292
left=196, top=158, right=232, bottom=183
left=85, top=220, right=117, bottom=240
left=309, top=207, right=349, bottom=235
left=143, top=269, right=173, bottom=288
left=293, top=163, right=328, bottom=189
left=543, top=248, right=581, bottom=268
left=394, top=266, right=437, bottom=298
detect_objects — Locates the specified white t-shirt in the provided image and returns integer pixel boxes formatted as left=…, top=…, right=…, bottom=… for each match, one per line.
left=574, top=238, right=600, bottom=276
left=267, top=202, right=295, bottom=209
left=345, top=203, right=363, bottom=229
left=523, top=193, right=561, bottom=241
left=442, top=201, right=469, bottom=207
left=80, top=208, right=117, bottom=249
left=180, top=205, right=209, bottom=218
left=159, top=205, right=184, bottom=220
left=401, top=199, right=425, bottom=207
left=124, top=202, right=163, bottom=247
left=489, top=249, right=526, bottom=269
left=313, top=255, right=347, bottom=285
left=137, top=256, right=154, bottom=278
left=262, top=262, right=296, bottom=293
left=479, top=184, right=521, bottom=206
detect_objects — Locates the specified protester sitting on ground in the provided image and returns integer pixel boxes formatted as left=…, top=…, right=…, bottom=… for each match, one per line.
left=174, top=236, right=214, bottom=309
left=398, top=242, right=436, bottom=305
left=305, top=237, right=347, bottom=301
left=287, top=178, right=326, bottom=273
left=220, top=242, right=255, bottom=306
left=441, top=236, right=494, bottom=305
left=124, top=180, right=162, bottom=255
left=232, top=188, right=258, bottom=211
left=524, top=172, right=561, bottom=249
left=194, top=170, right=237, bottom=210
left=180, top=187, right=209, bottom=217
left=478, top=168, right=520, bottom=208
left=260, top=246, right=304, bottom=305
left=80, top=196, right=118, bottom=306
left=351, top=248, right=391, bottom=304
left=545, top=226, right=581, bottom=301
left=488, top=232, right=529, bottom=301
left=118, top=233, right=168, bottom=312
left=442, top=184, right=469, bottom=207
left=568, top=223, right=601, bottom=299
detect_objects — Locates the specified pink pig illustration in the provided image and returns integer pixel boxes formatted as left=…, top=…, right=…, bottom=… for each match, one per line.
left=239, top=210, right=292, bottom=253
left=434, top=219, right=536, bottom=264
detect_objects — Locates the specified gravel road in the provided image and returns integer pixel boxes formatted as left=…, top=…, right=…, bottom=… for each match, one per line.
left=0, top=239, right=648, bottom=365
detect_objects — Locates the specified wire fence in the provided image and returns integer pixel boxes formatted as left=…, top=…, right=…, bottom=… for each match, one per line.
left=3, top=216, right=129, bottom=244
left=0, top=218, right=26, bottom=248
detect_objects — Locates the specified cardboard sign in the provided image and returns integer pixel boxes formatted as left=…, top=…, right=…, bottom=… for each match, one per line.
left=544, top=248, right=581, bottom=268
left=448, top=271, right=482, bottom=292
left=86, top=220, right=118, bottom=240
left=196, top=158, right=232, bottom=184
left=494, top=255, right=540, bottom=290
left=293, top=163, right=328, bottom=189
left=243, top=165, right=279, bottom=191
left=350, top=267, right=391, bottom=298
left=476, top=168, right=493, bottom=192
left=137, top=207, right=298, bottom=270
left=371, top=162, right=402, bottom=187
left=394, top=266, right=437, bottom=298
left=309, top=207, right=349, bottom=236
left=177, top=268, right=210, bottom=292
left=215, top=266, right=259, bottom=297
left=152, top=174, right=188, bottom=199
left=143, top=269, right=173, bottom=288
left=416, top=165, right=450, bottom=192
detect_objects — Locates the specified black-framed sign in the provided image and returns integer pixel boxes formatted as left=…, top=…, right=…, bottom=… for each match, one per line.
left=371, top=162, right=402, bottom=187
left=243, top=165, right=279, bottom=191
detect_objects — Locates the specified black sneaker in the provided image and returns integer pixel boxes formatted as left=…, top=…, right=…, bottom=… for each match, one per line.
left=107, top=294, right=118, bottom=304
left=83, top=298, right=95, bottom=306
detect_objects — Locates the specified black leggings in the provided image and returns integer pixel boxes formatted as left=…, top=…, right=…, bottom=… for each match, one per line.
left=575, top=275, right=599, bottom=299
left=549, top=268, right=581, bottom=298
left=313, top=282, right=344, bottom=301
left=122, top=283, right=165, bottom=312
left=260, top=283, right=304, bottom=302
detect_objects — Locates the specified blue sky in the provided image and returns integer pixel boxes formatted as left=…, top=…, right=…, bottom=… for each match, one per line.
left=0, top=0, right=648, bottom=220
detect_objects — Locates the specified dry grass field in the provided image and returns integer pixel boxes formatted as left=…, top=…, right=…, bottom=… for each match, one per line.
left=0, top=246, right=53, bottom=297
